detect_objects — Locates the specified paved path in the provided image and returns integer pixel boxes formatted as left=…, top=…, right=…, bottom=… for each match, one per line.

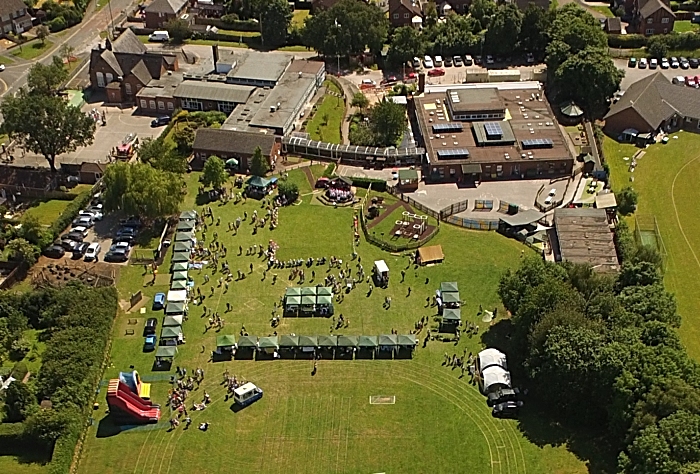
left=302, top=166, right=316, bottom=188
left=336, top=76, right=360, bottom=144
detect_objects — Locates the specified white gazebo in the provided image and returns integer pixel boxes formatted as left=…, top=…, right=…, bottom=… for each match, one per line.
left=478, top=348, right=508, bottom=372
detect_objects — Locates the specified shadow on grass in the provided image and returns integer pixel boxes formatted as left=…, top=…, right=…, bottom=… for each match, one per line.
left=481, top=320, right=619, bottom=474
left=96, top=414, right=122, bottom=438
left=0, top=429, right=52, bottom=465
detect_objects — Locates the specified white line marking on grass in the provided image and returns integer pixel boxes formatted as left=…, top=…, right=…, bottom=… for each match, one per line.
left=131, top=427, right=154, bottom=474
left=335, top=396, right=345, bottom=474
left=671, top=154, right=700, bottom=270
left=343, top=396, right=352, bottom=474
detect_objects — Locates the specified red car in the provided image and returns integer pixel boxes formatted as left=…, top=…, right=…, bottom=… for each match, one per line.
left=406, top=72, right=417, bottom=79
left=428, top=68, right=445, bottom=76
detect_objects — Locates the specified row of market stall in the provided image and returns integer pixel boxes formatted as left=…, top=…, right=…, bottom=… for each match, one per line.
left=214, top=334, right=418, bottom=359
left=155, top=210, right=198, bottom=367
left=437, top=282, right=462, bottom=333
left=283, top=287, right=334, bottom=316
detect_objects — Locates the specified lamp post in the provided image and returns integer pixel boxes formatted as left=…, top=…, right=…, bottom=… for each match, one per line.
left=334, top=19, right=341, bottom=77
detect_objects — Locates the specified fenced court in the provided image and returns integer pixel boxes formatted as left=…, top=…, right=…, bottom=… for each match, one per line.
left=635, top=214, right=668, bottom=260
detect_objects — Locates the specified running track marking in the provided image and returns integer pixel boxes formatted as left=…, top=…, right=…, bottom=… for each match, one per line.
left=671, top=154, right=700, bottom=271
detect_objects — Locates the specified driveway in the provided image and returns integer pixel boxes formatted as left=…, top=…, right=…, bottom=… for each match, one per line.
left=614, top=58, right=696, bottom=90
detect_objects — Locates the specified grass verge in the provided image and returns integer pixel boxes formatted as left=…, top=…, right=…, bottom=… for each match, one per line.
left=10, top=40, right=53, bottom=60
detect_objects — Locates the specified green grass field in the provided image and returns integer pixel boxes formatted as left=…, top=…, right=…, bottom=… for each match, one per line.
left=591, top=5, right=614, bottom=17
left=23, top=199, right=71, bottom=226
left=604, top=132, right=700, bottom=359
left=292, top=9, right=310, bottom=27
left=71, top=170, right=587, bottom=474
left=10, top=40, right=53, bottom=60
left=674, top=20, right=699, bottom=33
left=306, top=84, right=344, bottom=144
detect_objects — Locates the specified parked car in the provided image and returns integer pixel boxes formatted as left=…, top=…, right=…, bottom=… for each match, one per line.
left=84, top=242, right=101, bottom=262
left=661, top=58, right=670, bottom=69
left=492, top=400, right=524, bottom=418
left=0, top=64, right=5, bottom=72
left=114, top=235, right=135, bottom=245
left=110, top=241, right=131, bottom=252
left=474, top=55, right=482, bottom=64
left=673, top=75, right=687, bottom=85
left=486, top=55, right=494, bottom=64
left=681, top=57, right=690, bottom=69
left=434, top=55, right=443, bottom=67
left=148, top=30, right=170, bottom=42
left=487, top=388, right=520, bottom=407
left=423, top=55, right=434, bottom=68
left=650, top=58, right=658, bottom=69
left=72, top=242, right=90, bottom=259
left=687, top=76, right=698, bottom=87
left=43, top=245, right=65, bottom=259
left=119, top=216, right=142, bottom=228
left=144, top=317, right=158, bottom=336
left=144, top=334, right=157, bottom=352
left=80, top=209, right=102, bottom=221
left=151, top=116, right=171, bottom=127
left=153, top=293, right=166, bottom=310
left=68, top=226, right=89, bottom=240
left=104, top=247, right=130, bottom=262
left=117, top=227, right=138, bottom=238
left=464, top=55, right=473, bottom=66
left=428, top=68, right=445, bottom=76
left=384, top=75, right=398, bottom=84
left=59, top=237, right=78, bottom=251
left=72, top=216, right=94, bottom=228
left=406, top=72, right=417, bottom=79
left=691, top=58, right=700, bottom=68
left=412, top=57, right=421, bottom=68
left=361, top=78, right=376, bottom=86
left=639, top=58, right=648, bottom=69
left=671, top=57, right=680, bottom=68
left=628, top=57, right=637, bottom=68
left=444, top=56, right=452, bottom=67
left=453, top=55, right=463, bottom=66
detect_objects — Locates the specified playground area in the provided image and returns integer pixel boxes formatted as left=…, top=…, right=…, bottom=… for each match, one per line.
left=68, top=169, right=589, bottom=474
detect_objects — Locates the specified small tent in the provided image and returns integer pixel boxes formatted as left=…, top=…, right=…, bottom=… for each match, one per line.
left=237, top=335, right=258, bottom=348
left=174, top=231, right=194, bottom=242
left=165, top=302, right=186, bottom=315
left=172, top=271, right=188, bottom=281
left=167, top=290, right=187, bottom=303
left=358, top=335, right=378, bottom=348
left=216, top=335, right=236, bottom=349
left=173, top=241, right=192, bottom=253
left=160, top=325, right=182, bottom=342
left=171, top=262, right=188, bottom=272
left=172, top=252, right=190, bottom=263
left=481, top=366, right=512, bottom=394
left=279, top=335, right=299, bottom=348
left=170, top=279, right=187, bottom=291
left=179, top=210, right=197, bottom=221
left=155, top=345, right=177, bottom=361
left=163, top=315, right=183, bottom=327
left=440, top=282, right=459, bottom=293
left=298, top=335, right=318, bottom=352
left=258, top=336, right=279, bottom=353
left=318, top=335, right=338, bottom=347
left=337, top=335, right=358, bottom=347
left=176, top=220, right=195, bottom=232
left=478, top=348, right=508, bottom=372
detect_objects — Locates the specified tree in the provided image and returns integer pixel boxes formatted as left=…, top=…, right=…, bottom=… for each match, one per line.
left=23, top=408, right=76, bottom=444
left=259, top=0, right=292, bottom=48
left=618, top=186, right=638, bottom=215
left=249, top=146, right=270, bottom=176
left=59, top=44, right=74, bottom=64
left=165, top=18, right=192, bottom=43
left=387, top=27, right=425, bottom=68
left=470, top=0, right=497, bottom=30
left=201, top=156, right=228, bottom=189
left=647, top=37, right=668, bottom=59
left=349, top=124, right=375, bottom=146
left=553, top=47, right=623, bottom=117
left=7, top=238, right=38, bottom=266
left=485, top=4, right=523, bottom=57
left=0, top=90, right=95, bottom=171
left=424, top=1, right=438, bottom=28
left=303, top=0, right=388, bottom=57
left=278, top=180, right=299, bottom=204
left=102, top=163, right=184, bottom=222
left=138, top=137, right=187, bottom=174
left=172, top=125, right=196, bottom=155
left=4, top=381, right=37, bottom=422
left=27, top=56, right=68, bottom=96
left=36, top=25, right=50, bottom=45
left=369, top=99, right=407, bottom=147
left=519, top=4, right=551, bottom=57
left=18, top=214, right=53, bottom=249
left=351, top=92, right=369, bottom=110
left=617, top=261, right=662, bottom=290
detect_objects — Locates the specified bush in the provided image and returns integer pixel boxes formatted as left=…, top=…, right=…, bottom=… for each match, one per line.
left=49, top=190, right=91, bottom=239
left=614, top=218, right=636, bottom=263
left=47, top=16, right=67, bottom=32
left=218, top=17, right=260, bottom=32
left=618, top=186, right=638, bottom=215
left=351, top=177, right=387, bottom=192
left=10, top=361, right=29, bottom=380
left=322, top=163, right=336, bottom=178
left=607, top=34, right=647, bottom=49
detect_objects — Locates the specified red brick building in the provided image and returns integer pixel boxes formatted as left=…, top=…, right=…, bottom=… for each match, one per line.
left=144, top=0, right=189, bottom=29
left=0, top=0, right=32, bottom=38
left=389, top=0, right=423, bottom=28
left=191, top=128, right=281, bottom=172
left=633, top=0, right=675, bottom=35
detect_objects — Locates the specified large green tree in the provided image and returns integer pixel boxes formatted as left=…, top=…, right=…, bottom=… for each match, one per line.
left=259, top=0, right=292, bottom=48
left=369, top=99, right=406, bottom=147
left=165, top=18, right=192, bottom=43
left=138, top=137, right=187, bottom=174
left=519, top=4, right=552, bottom=57
left=303, top=0, right=388, bottom=57
left=485, top=4, right=523, bottom=57
left=387, top=27, right=425, bottom=68
left=470, top=0, right=497, bottom=30
left=201, top=156, right=228, bottom=189
left=0, top=90, right=96, bottom=171
left=7, top=238, right=39, bottom=266
left=3, top=381, right=37, bottom=422
left=102, top=162, right=184, bottom=222
left=249, top=146, right=270, bottom=176
left=27, top=56, right=68, bottom=95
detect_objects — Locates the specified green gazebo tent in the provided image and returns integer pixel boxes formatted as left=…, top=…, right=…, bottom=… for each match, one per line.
left=279, top=335, right=299, bottom=347
left=163, top=315, right=183, bottom=327
left=317, top=287, right=333, bottom=296
left=259, top=336, right=279, bottom=349
left=165, top=302, right=186, bottom=315
left=337, top=335, right=359, bottom=347
left=358, top=335, right=378, bottom=347
left=172, top=252, right=190, bottom=263
left=298, top=335, right=318, bottom=348
left=160, top=326, right=182, bottom=340
left=171, top=262, right=188, bottom=272
left=172, top=270, right=188, bottom=281
left=174, top=231, right=194, bottom=242
left=173, top=241, right=192, bottom=252
left=442, top=292, right=461, bottom=304
left=442, top=308, right=462, bottom=323
left=379, top=334, right=399, bottom=346
left=301, top=295, right=315, bottom=305
left=397, top=334, right=417, bottom=347
left=316, top=295, right=332, bottom=306
left=440, top=282, right=459, bottom=293
left=237, top=335, right=258, bottom=348
left=285, top=287, right=302, bottom=297
left=177, top=220, right=195, bottom=232
left=246, top=176, right=271, bottom=188
left=179, top=210, right=197, bottom=220
left=301, top=287, right=317, bottom=296
left=216, top=335, right=236, bottom=348
left=560, top=100, right=584, bottom=118
left=170, top=279, right=187, bottom=290
left=156, top=346, right=177, bottom=360
left=318, top=335, right=338, bottom=347
left=286, top=295, right=301, bottom=306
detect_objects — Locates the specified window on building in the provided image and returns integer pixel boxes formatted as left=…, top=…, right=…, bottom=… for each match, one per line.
left=646, top=28, right=654, bottom=34
left=125, top=83, right=132, bottom=95
left=449, top=168, right=455, bottom=175
left=149, top=100, right=156, bottom=109
left=167, top=102, right=174, bottom=110
left=697, top=120, right=700, bottom=129
left=140, top=100, right=147, bottom=108
left=647, top=18, right=653, bottom=23
left=404, top=13, right=409, bottom=18
left=105, top=73, right=113, bottom=83
left=393, top=13, right=399, bottom=18
left=662, top=17, right=669, bottom=23
left=158, top=101, right=165, bottom=110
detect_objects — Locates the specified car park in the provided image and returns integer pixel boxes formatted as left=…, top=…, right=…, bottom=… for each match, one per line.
left=153, top=293, right=166, bottom=310
left=423, top=55, right=433, bottom=68
left=43, top=245, right=65, bottom=259
left=681, top=57, right=690, bottom=69
left=144, top=335, right=157, bottom=352
left=72, top=216, right=94, bottom=228
left=144, top=317, right=158, bottom=336
left=650, top=58, right=658, bottom=69
left=661, top=58, right=670, bottom=69
left=671, top=57, right=680, bottom=68
left=444, top=56, right=452, bottom=67
left=72, top=242, right=90, bottom=259
left=104, top=247, right=130, bottom=262
left=84, top=242, right=101, bottom=262
left=464, top=55, right=473, bottom=66
left=151, top=116, right=171, bottom=127
left=434, top=55, right=443, bottom=67
left=492, top=400, right=524, bottom=418
left=453, top=56, right=463, bottom=66
left=687, top=76, right=698, bottom=87
left=487, top=388, right=520, bottom=407
left=691, top=58, right=700, bottom=68
left=428, top=68, right=445, bottom=76
left=639, top=58, right=648, bottom=69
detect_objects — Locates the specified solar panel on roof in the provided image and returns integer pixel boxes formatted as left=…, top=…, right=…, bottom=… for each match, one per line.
left=484, top=122, right=503, bottom=138
left=436, top=149, right=470, bottom=159
left=521, top=138, right=554, bottom=149
left=432, top=122, right=464, bottom=133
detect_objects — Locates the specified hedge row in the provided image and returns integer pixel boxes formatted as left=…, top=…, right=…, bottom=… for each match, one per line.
left=48, top=190, right=92, bottom=239
left=608, top=34, right=647, bottom=49
left=199, top=16, right=260, bottom=32
left=322, top=163, right=336, bottom=178
left=351, top=177, right=387, bottom=192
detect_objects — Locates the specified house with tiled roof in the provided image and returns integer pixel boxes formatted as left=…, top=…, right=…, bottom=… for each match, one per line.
left=89, top=29, right=179, bottom=106
left=633, top=0, right=675, bottom=35
left=144, top=0, right=189, bottom=29
left=0, top=0, right=32, bottom=38
left=604, top=72, right=700, bottom=134
left=191, top=128, right=280, bottom=171
left=389, top=0, right=423, bottom=27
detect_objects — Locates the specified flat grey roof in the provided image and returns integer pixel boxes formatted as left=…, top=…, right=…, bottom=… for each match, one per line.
left=553, top=208, right=619, bottom=272
left=138, top=73, right=183, bottom=99
left=500, top=209, right=544, bottom=227
left=447, top=87, right=504, bottom=113
left=249, top=76, right=315, bottom=130
left=173, top=81, right=254, bottom=104
left=227, top=51, right=292, bottom=84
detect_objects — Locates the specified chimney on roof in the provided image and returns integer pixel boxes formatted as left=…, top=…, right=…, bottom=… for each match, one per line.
left=212, top=44, right=219, bottom=70
left=418, top=72, right=425, bottom=94
left=105, top=38, right=112, bottom=51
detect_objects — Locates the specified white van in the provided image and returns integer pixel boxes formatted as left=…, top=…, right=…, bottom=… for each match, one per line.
left=234, top=382, right=263, bottom=407
left=148, top=31, right=170, bottom=42
left=672, top=76, right=686, bottom=85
